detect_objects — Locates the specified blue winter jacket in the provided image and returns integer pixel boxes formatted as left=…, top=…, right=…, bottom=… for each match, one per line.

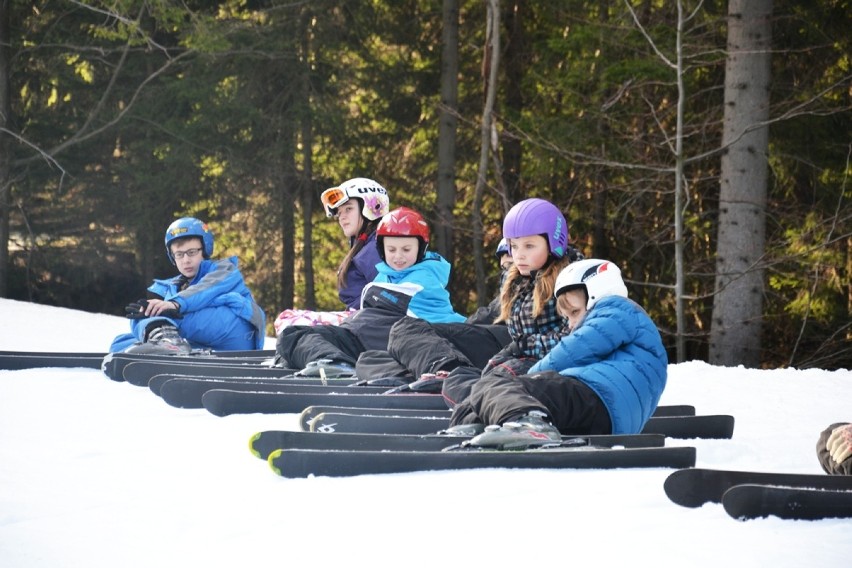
left=528, top=295, right=668, bottom=434
left=109, top=257, right=266, bottom=352
left=338, top=231, right=382, bottom=310
left=368, top=251, right=466, bottom=324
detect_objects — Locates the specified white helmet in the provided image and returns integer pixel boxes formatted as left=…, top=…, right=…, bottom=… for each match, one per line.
left=320, top=177, right=390, bottom=221
left=554, top=259, right=628, bottom=310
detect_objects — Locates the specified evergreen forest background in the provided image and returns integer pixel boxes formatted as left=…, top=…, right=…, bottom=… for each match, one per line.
left=1, top=1, right=850, bottom=369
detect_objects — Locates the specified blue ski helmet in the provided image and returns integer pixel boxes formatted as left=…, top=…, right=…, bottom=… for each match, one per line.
left=164, top=217, right=214, bottom=264
left=495, top=238, right=509, bottom=259
left=502, top=198, right=569, bottom=258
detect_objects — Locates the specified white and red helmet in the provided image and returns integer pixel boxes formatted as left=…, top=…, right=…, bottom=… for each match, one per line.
left=554, top=259, right=628, bottom=310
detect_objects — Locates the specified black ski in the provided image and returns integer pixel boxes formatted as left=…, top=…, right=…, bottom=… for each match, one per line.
left=298, top=404, right=697, bottom=431
left=664, top=467, right=852, bottom=508
left=202, top=389, right=450, bottom=416
left=249, top=430, right=667, bottom=460
left=119, top=359, right=302, bottom=386
left=643, top=414, right=734, bottom=439
left=149, top=372, right=355, bottom=396
left=308, top=411, right=449, bottom=434
left=157, top=377, right=383, bottom=408
left=722, top=484, right=852, bottom=521
left=305, top=411, right=733, bottom=439
left=267, top=445, right=697, bottom=478
left=100, top=350, right=275, bottom=381
left=1, top=350, right=105, bottom=370
left=300, top=406, right=450, bottom=430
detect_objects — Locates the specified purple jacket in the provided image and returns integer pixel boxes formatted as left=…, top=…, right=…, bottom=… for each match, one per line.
left=339, top=231, right=381, bottom=309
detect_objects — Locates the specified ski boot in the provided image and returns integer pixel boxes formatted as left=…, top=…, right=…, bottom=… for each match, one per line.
left=437, top=422, right=485, bottom=436
left=124, top=324, right=192, bottom=356
left=467, top=410, right=561, bottom=450
left=383, top=370, right=449, bottom=394
left=353, top=376, right=411, bottom=388
left=294, top=359, right=356, bottom=378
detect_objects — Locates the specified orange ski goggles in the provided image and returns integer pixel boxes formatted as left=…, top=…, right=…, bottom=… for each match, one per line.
left=321, top=187, right=351, bottom=217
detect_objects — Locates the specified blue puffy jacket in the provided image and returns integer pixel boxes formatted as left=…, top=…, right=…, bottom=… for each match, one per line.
left=368, top=251, right=466, bottom=324
left=528, top=295, right=668, bottom=434
left=110, top=257, right=266, bottom=352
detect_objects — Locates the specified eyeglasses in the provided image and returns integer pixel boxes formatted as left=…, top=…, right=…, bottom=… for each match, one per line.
left=321, top=187, right=350, bottom=217
left=172, top=248, right=203, bottom=260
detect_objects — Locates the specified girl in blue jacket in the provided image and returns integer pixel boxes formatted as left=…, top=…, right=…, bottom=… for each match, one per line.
left=109, top=218, right=266, bottom=354
left=275, top=207, right=466, bottom=376
left=447, top=259, right=668, bottom=449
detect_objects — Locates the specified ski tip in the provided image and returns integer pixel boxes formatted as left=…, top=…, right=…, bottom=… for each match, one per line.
left=248, top=432, right=262, bottom=458
left=200, top=390, right=228, bottom=417
left=268, top=449, right=284, bottom=476
left=100, top=352, right=123, bottom=381
left=663, top=468, right=707, bottom=508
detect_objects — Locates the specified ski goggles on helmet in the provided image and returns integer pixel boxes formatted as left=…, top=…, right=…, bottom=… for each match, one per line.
left=321, top=187, right=350, bottom=217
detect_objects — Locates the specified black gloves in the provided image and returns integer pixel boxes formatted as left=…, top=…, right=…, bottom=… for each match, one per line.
left=482, top=341, right=522, bottom=374
left=124, top=299, right=147, bottom=319
left=124, top=299, right=182, bottom=320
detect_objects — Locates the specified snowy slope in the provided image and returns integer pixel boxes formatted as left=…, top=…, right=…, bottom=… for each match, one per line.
left=1, top=298, right=851, bottom=567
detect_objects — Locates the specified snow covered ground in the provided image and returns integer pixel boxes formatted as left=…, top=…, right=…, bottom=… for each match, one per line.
left=1, top=297, right=851, bottom=567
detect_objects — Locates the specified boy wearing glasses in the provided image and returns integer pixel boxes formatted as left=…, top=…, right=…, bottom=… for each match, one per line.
left=109, top=217, right=266, bottom=355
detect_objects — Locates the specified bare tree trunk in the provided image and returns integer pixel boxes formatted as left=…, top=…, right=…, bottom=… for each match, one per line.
left=300, top=10, right=316, bottom=311
left=472, top=0, right=500, bottom=308
left=280, top=168, right=296, bottom=311
left=0, top=0, right=11, bottom=297
left=435, top=0, right=459, bottom=265
left=300, top=122, right=315, bottom=310
left=501, top=0, right=523, bottom=204
left=709, top=0, right=772, bottom=367
left=673, top=1, right=686, bottom=363
left=625, top=0, right=688, bottom=361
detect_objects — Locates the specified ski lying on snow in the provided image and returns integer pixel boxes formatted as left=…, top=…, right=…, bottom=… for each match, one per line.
left=202, top=389, right=450, bottom=416
left=664, top=467, right=852, bottom=508
left=306, top=411, right=734, bottom=439
left=249, top=430, right=666, bottom=460
left=199, top=387, right=713, bottom=424
left=118, top=360, right=300, bottom=386
left=642, top=414, right=734, bottom=439
left=298, top=404, right=697, bottom=431
left=101, top=350, right=275, bottom=381
left=157, top=377, right=382, bottom=408
left=722, top=484, right=852, bottom=521
left=267, top=445, right=697, bottom=478
left=150, top=373, right=355, bottom=396
left=0, top=350, right=105, bottom=370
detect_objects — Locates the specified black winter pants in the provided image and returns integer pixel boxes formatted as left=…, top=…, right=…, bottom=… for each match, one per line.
left=386, top=317, right=510, bottom=378
left=449, top=370, right=612, bottom=435
left=275, top=325, right=365, bottom=369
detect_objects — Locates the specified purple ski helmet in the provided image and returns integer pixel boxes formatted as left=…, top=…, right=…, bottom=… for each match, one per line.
left=502, top=198, right=569, bottom=258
